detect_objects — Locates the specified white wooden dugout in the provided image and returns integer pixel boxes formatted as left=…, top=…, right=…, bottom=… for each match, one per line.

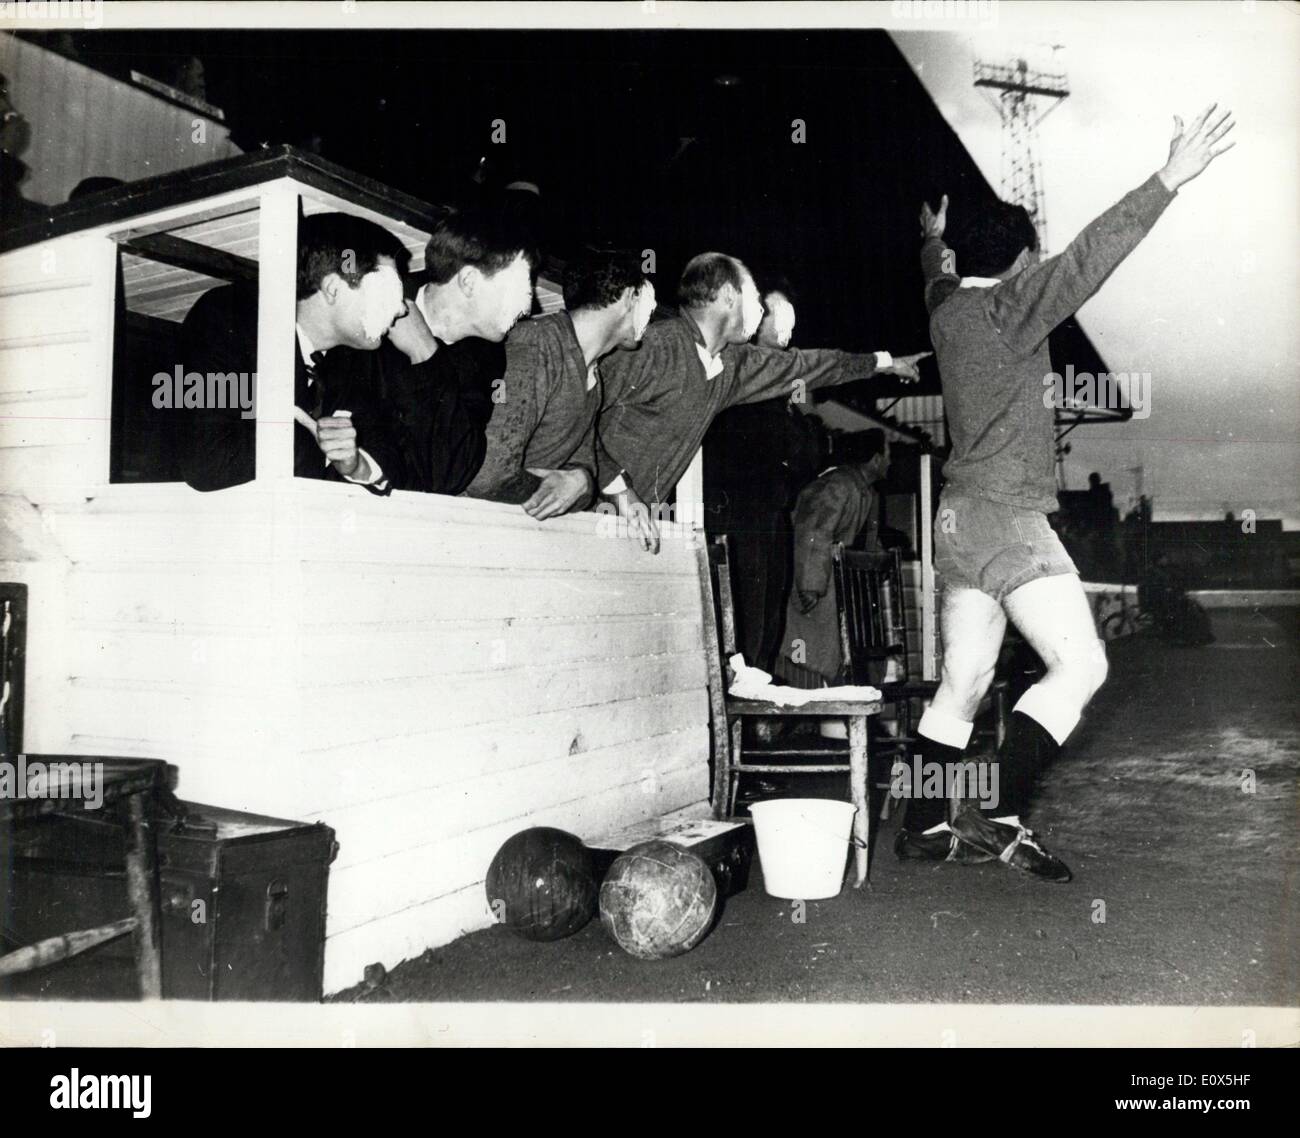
left=0, top=148, right=713, bottom=992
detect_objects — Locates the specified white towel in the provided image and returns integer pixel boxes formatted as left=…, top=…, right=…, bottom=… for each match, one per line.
left=726, top=654, right=881, bottom=707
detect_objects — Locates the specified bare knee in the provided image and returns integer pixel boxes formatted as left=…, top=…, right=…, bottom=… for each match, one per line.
left=1043, top=638, right=1108, bottom=701
left=937, top=659, right=998, bottom=719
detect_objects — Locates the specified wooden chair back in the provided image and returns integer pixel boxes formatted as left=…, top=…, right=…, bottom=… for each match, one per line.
left=706, top=535, right=740, bottom=661
left=833, top=545, right=910, bottom=686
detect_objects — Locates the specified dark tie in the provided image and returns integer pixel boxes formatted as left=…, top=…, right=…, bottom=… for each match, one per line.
left=305, top=350, right=326, bottom=420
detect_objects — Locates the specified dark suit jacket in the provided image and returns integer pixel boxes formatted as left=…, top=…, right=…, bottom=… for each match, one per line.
left=176, top=283, right=401, bottom=493
left=355, top=336, right=495, bottom=495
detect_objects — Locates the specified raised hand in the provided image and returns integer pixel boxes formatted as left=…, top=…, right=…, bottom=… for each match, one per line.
left=920, top=194, right=949, bottom=241
left=1158, top=104, right=1236, bottom=192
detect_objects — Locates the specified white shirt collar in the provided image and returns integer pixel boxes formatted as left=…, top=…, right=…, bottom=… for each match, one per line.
left=694, top=341, right=724, bottom=380
left=295, top=324, right=319, bottom=372
left=959, top=276, right=1001, bottom=289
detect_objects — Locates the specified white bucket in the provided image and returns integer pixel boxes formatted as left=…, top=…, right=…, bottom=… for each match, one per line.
left=749, top=798, right=858, bottom=900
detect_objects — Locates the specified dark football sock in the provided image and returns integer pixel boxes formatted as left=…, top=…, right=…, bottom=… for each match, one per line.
left=905, top=735, right=967, bottom=832
left=991, top=710, right=1061, bottom=821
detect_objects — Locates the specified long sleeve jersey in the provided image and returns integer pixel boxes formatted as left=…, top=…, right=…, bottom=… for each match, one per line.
left=461, top=312, right=600, bottom=505
left=923, top=173, right=1175, bottom=512
left=596, top=309, right=885, bottom=505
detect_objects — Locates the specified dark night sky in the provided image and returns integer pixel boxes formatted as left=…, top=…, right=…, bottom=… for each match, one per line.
left=41, top=26, right=1105, bottom=393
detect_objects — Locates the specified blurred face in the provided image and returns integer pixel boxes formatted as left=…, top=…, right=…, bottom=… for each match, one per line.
left=858, top=446, right=890, bottom=482
left=757, top=292, right=796, bottom=348
left=627, top=281, right=656, bottom=345
left=331, top=257, right=405, bottom=350
left=472, top=252, right=534, bottom=340
left=1, top=87, right=30, bottom=156
left=736, top=273, right=765, bottom=341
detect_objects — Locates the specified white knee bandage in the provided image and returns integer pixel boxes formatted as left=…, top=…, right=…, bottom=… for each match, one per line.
left=918, top=706, right=974, bottom=750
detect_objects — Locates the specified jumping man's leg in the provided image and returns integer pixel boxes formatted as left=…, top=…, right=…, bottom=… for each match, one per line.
left=998, top=572, right=1108, bottom=815
left=931, top=585, right=1008, bottom=721
left=1004, top=572, right=1109, bottom=737
left=896, top=586, right=1005, bottom=861
left=948, top=573, right=1104, bottom=882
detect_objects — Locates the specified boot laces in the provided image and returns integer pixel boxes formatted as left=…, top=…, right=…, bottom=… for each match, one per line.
left=988, top=815, right=1049, bottom=861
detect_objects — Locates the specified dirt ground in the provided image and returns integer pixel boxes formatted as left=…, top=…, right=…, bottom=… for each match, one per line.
left=336, top=607, right=1299, bottom=1007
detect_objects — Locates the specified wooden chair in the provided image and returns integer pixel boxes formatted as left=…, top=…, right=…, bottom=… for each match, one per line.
left=832, top=546, right=940, bottom=772
left=696, top=535, right=881, bottom=887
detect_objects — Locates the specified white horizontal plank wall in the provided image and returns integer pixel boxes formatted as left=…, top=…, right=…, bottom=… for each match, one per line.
left=0, top=233, right=115, bottom=502
left=1, top=232, right=117, bottom=739
left=283, top=490, right=708, bottom=990
left=5, top=486, right=288, bottom=774
left=2, top=481, right=710, bottom=993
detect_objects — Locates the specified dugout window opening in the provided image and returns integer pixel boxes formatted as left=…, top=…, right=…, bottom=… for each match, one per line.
left=108, top=199, right=261, bottom=485
left=104, top=180, right=438, bottom=492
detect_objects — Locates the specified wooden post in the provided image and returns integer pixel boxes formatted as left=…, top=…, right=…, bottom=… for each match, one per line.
left=677, top=447, right=705, bottom=531
left=695, top=539, right=733, bottom=820
left=256, top=181, right=306, bottom=816
left=0, top=918, right=137, bottom=978
left=728, top=718, right=743, bottom=817
left=88, top=235, right=119, bottom=486
left=919, top=452, right=937, bottom=682
left=849, top=714, right=871, bottom=887
left=255, top=181, right=300, bottom=483
left=123, top=790, right=163, bottom=999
